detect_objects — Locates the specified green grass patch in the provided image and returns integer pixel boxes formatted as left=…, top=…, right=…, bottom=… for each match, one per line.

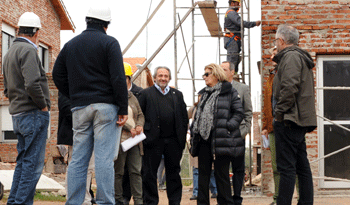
left=1, top=195, right=8, bottom=203
left=34, top=191, right=66, bottom=202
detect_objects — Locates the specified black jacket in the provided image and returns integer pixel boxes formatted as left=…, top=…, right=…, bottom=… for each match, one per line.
left=138, top=86, right=188, bottom=149
left=52, top=24, right=128, bottom=115
left=130, top=83, right=143, bottom=100
left=57, top=93, right=73, bottom=145
left=191, top=81, right=244, bottom=158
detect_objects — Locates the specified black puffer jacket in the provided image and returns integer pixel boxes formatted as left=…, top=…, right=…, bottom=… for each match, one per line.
left=191, top=81, right=244, bottom=158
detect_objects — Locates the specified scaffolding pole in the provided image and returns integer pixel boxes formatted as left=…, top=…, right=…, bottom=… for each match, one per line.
left=131, top=3, right=197, bottom=82
left=122, top=0, right=165, bottom=55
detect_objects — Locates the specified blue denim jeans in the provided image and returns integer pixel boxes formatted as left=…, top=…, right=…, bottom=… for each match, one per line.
left=7, top=110, right=50, bottom=205
left=193, top=168, right=217, bottom=196
left=65, top=103, right=121, bottom=205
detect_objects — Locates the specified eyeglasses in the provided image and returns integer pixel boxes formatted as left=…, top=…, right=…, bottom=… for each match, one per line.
left=202, top=72, right=212, bottom=78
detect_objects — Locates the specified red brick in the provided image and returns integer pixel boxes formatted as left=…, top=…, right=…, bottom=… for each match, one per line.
left=330, top=25, right=346, bottom=29
left=267, top=15, right=278, bottom=20
left=312, top=15, right=328, bottom=19
left=279, top=15, right=295, bottom=20
left=262, top=6, right=278, bottom=10
left=296, top=15, right=312, bottom=19
left=331, top=14, right=345, bottom=18
left=336, top=20, right=350, bottom=24
left=304, top=20, right=318, bottom=24
left=320, top=20, right=335, bottom=24
left=262, top=26, right=277, bottom=30
left=0, top=0, right=63, bottom=165
left=287, top=10, right=303, bottom=15
left=284, top=6, right=296, bottom=10
left=296, top=25, right=313, bottom=30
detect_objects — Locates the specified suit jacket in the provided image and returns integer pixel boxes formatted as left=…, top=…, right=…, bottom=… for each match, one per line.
left=130, top=83, right=143, bottom=100
left=232, top=80, right=253, bottom=139
left=57, top=92, right=73, bottom=145
left=138, top=85, right=188, bottom=149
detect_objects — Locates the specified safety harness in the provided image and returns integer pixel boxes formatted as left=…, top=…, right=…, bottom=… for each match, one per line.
left=224, top=9, right=242, bottom=49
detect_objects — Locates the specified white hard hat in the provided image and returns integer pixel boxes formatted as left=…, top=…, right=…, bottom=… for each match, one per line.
left=86, top=5, right=111, bottom=22
left=18, top=12, right=41, bottom=29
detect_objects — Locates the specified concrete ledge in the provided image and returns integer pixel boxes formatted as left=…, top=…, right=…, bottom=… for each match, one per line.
left=0, top=170, right=64, bottom=192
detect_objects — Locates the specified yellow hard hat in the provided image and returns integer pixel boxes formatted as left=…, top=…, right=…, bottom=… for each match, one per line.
left=124, top=62, right=133, bottom=76
left=230, top=0, right=240, bottom=3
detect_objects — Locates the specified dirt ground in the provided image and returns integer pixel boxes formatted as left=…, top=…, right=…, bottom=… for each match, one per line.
left=2, top=189, right=350, bottom=205
left=1, top=167, right=349, bottom=205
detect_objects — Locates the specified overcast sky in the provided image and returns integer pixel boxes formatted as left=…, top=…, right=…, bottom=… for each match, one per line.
left=60, top=0, right=262, bottom=110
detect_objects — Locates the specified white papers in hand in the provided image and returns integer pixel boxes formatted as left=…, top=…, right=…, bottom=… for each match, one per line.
left=121, top=133, right=146, bottom=152
left=262, top=135, right=270, bottom=148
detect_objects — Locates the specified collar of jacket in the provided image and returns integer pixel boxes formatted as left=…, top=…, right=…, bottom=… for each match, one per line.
left=85, top=24, right=107, bottom=34
left=198, top=81, right=232, bottom=95
left=14, top=38, right=38, bottom=49
left=272, top=45, right=314, bottom=69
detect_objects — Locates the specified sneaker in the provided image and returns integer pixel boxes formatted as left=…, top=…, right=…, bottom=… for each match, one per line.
left=190, top=195, right=197, bottom=200
left=211, top=193, right=217, bottom=198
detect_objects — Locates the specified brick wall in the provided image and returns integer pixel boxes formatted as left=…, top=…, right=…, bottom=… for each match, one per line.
left=0, top=0, right=61, bottom=169
left=261, top=0, right=350, bottom=195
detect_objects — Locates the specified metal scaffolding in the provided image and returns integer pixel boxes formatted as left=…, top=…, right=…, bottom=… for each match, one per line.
left=126, top=0, right=350, bottom=191
left=129, top=0, right=254, bottom=183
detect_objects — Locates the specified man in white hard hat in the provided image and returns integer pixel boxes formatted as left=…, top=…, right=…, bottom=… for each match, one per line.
left=53, top=5, right=128, bottom=205
left=3, top=12, right=50, bottom=205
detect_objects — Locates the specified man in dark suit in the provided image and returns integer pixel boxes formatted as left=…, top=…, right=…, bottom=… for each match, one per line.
left=138, top=66, right=188, bottom=205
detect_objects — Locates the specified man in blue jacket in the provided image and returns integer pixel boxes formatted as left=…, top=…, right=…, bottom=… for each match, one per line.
left=224, top=0, right=260, bottom=73
left=53, top=5, right=128, bottom=205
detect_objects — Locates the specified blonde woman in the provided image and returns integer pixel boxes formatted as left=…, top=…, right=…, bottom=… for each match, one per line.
left=190, top=63, right=244, bottom=205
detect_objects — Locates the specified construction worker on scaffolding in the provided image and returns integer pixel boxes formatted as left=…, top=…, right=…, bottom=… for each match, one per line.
left=224, top=0, right=261, bottom=74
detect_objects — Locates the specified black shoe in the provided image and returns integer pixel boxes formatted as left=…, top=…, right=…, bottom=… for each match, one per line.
left=91, top=198, right=96, bottom=204
left=211, top=193, right=217, bottom=198
left=115, top=201, right=124, bottom=205
left=190, top=195, right=197, bottom=200
left=123, top=197, right=130, bottom=205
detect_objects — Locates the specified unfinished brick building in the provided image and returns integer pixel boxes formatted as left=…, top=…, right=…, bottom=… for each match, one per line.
left=0, top=0, right=75, bottom=172
left=260, top=0, right=350, bottom=195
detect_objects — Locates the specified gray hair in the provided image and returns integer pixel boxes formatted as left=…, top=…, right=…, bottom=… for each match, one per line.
left=222, top=61, right=235, bottom=71
left=276, top=24, right=299, bottom=46
left=153, top=66, right=172, bottom=80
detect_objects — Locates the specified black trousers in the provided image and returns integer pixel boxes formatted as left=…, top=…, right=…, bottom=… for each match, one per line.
left=231, top=150, right=245, bottom=205
left=197, top=139, right=234, bottom=205
left=274, top=121, right=313, bottom=205
left=142, top=137, right=183, bottom=205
